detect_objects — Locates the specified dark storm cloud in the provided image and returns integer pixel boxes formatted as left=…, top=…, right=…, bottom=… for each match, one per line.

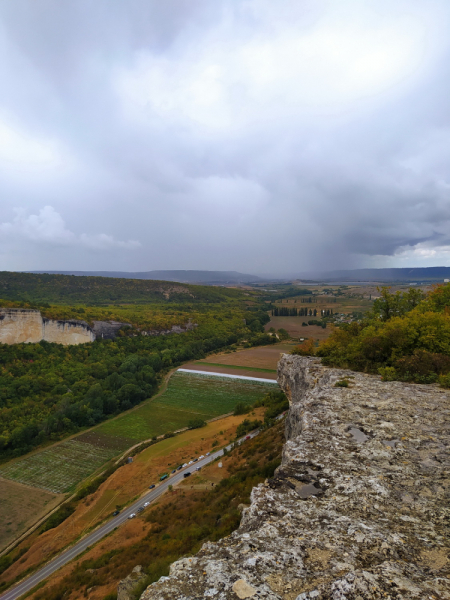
left=1, top=0, right=450, bottom=273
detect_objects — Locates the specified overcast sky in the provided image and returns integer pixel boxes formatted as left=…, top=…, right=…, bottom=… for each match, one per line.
left=1, top=0, right=450, bottom=275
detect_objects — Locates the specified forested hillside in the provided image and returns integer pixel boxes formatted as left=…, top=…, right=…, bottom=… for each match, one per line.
left=0, top=302, right=273, bottom=460
left=0, top=272, right=246, bottom=305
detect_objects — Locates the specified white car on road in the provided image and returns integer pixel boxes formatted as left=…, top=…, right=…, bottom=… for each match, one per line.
left=128, top=513, right=136, bottom=519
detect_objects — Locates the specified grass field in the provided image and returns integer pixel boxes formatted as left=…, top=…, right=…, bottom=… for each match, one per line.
left=0, top=440, right=116, bottom=494
left=96, top=371, right=274, bottom=442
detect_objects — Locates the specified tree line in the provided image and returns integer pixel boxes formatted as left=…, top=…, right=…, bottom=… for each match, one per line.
left=272, top=307, right=333, bottom=317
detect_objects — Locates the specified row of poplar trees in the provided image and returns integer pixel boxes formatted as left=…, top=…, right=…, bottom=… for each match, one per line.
left=271, top=307, right=334, bottom=317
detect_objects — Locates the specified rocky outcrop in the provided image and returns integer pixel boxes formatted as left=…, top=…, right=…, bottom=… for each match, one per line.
left=118, top=565, right=147, bottom=600
left=140, top=321, right=197, bottom=337
left=140, top=355, right=450, bottom=600
left=92, top=320, right=131, bottom=339
left=92, top=320, right=197, bottom=339
left=0, top=309, right=95, bottom=345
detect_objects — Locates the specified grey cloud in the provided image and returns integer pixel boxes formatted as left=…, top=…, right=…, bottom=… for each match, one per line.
left=0, top=206, right=140, bottom=250
left=1, top=0, right=450, bottom=273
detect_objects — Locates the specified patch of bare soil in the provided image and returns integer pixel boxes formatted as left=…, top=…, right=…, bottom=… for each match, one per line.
left=201, top=344, right=296, bottom=370
left=0, top=479, right=63, bottom=552
left=265, top=317, right=332, bottom=341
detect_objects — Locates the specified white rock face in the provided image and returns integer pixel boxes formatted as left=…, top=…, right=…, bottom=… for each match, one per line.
left=0, top=309, right=43, bottom=343
left=0, top=308, right=95, bottom=345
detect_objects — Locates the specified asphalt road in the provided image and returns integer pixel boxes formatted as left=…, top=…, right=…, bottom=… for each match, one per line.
left=0, top=433, right=259, bottom=600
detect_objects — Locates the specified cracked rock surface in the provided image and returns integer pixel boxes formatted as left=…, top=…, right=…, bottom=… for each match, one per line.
left=140, top=356, right=450, bottom=599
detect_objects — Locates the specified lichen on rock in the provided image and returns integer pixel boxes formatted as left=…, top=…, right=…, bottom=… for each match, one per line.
left=118, top=565, right=147, bottom=600
left=139, top=355, right=450, bottom=600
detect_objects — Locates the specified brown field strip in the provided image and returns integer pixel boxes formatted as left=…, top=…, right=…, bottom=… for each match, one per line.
left=264, top=317, right=332, bottom=341
left=198, top=343, right=296, bottom=370
left=0, top=479, right=63, bottom=552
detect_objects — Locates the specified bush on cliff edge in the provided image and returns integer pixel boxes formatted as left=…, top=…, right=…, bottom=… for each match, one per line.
left=317, top=283, right=450, bottom=385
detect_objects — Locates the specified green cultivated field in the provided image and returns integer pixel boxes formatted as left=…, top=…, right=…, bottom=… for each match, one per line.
left=0, top=372, right=275, bottom=493
left=0, top=440, right=116, bottom=494
left=96, top=371, right=275, bottom=442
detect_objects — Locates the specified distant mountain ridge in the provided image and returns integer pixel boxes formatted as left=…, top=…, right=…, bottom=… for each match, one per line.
left=305, top=266, right=450, bottom=282
left=27, top=270, right=263, bottom=284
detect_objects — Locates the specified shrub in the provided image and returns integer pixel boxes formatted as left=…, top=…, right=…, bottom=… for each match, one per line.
left=291, top=339, right=315, bottom=356
left=334, top=379, right=349, bottom=387
left=395, top=350, right=450, bottom=380
left=187, top=418, right=206, bottom=429
left=235, top=419, right=262, bottom=438
left=439, top=373, right=450, bottom=388
left=277, top=328, right=289, bottom=340
left=40, top=503, right=76, bottom=532
left=378, top=367, right=397, bottom=382
left=233, top=403, right=251, bottom=416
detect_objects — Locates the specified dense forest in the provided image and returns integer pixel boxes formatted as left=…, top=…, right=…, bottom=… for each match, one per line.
left=317, top=284, right=450, bottom=385
left=0, top=299, right=272, bottom=459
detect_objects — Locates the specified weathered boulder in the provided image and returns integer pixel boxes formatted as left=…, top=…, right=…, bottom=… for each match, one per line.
left=118, top=565, right=147, bottom=600
left=140, top=355, right=450, bottom=599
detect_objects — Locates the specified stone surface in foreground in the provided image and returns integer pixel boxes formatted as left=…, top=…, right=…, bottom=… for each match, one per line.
left=140, top=355, right=450, bottom=599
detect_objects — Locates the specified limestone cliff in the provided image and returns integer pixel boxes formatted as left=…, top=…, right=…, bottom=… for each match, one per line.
left=140, top=355, right=450, bottom=599
left=0, top=308, right=198, bottom=345
left=0, top=308, right=95, bottom=345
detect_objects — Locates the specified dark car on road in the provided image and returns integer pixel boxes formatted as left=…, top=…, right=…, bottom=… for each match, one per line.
left=112, top=510, right=120, bottom=516
left=149, top=484, right=155, bottom=489
left=183, top=471, right=191, bottom=478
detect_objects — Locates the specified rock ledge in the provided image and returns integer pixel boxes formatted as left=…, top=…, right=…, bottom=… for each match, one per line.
left=140, top=356, right=450, bottom=599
